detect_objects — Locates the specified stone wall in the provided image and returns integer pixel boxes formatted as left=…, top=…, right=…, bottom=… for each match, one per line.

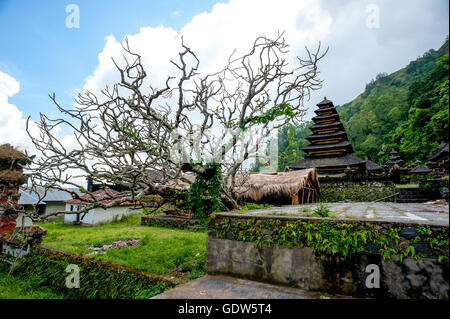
left=207, top=238, right=448, bottom=299
left=319, top=180, right=396, bottom=202
left=207, top=213, right=449, bottom=299
left=141, top=215, right=206, bottom=231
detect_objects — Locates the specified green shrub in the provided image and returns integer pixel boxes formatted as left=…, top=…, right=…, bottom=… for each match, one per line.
left=12, top=247, right=174, bottom=299
left=313, top=203, right=330, bottom=217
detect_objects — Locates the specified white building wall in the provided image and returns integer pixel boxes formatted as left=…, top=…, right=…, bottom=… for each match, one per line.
left=64, top=203, right=94, bottom=224
left=15, top=213, right=33, bottom=228
left=92, top=206, right=138, bottom=225
left=63, top=203, right=140, bottom=225
left=44, top=202, right=66, bottom=217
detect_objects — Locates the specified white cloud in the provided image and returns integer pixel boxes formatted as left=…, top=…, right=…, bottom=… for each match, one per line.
left=0, top=70, right=34, bottom=153
left=81, top=0, right=448, bottom=120
left=0, top=70, right=75, bottom=157
left=3, top=0, right=448, bottom=158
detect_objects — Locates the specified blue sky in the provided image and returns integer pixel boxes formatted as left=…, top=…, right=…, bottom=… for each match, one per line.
left=0, top=0, right=448, bottom=152
left=0, top=0, right=218, bottom=120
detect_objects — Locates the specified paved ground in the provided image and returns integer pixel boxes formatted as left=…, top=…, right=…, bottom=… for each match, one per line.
left=240, top=202, right=449, bottom=226
left=152, top=275, right=351, bottom=299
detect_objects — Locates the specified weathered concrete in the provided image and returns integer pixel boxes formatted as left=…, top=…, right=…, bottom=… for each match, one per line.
left=206, top=238, right=449, bottom=299
left=233, top=202, right=449, bottom=226
left=152, top=275, right=352, bottom=299
left=207, top=202, right=449, bottom=299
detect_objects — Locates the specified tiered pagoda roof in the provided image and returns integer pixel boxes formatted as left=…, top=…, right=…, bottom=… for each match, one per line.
left=384, top=149, right=404, bottom=169
left=427, top=142, right=449, bottom=167
left=426, top=142, right=449, bottom=175
left=365, top=155, right=383, bottom=173
left=288, top=98, right=366, bottom=176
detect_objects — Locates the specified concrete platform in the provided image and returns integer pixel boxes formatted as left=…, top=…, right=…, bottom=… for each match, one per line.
left=240, top=202, right=449, bottom=226
left=152, top=275, right=352, bottom=299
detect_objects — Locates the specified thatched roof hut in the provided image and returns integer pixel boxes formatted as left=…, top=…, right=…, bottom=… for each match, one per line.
left=0, top=144, right=30, bottom=184
left=0, top=144, right=30, bottom=165
left=236, top=168, right=320, bottom=205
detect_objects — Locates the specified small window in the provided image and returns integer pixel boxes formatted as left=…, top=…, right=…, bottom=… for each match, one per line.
left=70, top=205, right=73, bottom=212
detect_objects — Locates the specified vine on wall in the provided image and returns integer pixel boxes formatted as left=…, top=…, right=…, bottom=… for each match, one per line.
left=187, top=163, right=226, bottom=218
left=209, top=216, right=449, bottom=263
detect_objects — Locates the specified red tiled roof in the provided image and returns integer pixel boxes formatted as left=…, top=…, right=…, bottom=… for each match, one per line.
left=65, top=189, right=141, bottom=206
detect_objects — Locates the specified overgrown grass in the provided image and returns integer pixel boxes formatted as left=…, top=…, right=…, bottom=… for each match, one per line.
left=298, top=206, right=312, bottom=213
left=266, top=212, right=295, bottom=216
left=0, top=264, right=64, bottom=299
left=396, top=184, right=420, bottom=189
left=238, top=203, right=273, bottom=212
left=37, top=213, right=207, bottom=280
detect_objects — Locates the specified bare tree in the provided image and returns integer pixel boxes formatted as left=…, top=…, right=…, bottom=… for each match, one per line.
left=25, top=32, right=327, bottom=219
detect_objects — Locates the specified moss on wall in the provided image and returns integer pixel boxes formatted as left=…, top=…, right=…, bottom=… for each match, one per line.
left=319, top=181, right=396, bottom=202
left=141, top=215, right=207, bottom=231
left=208, top=215, right=449, bottom=264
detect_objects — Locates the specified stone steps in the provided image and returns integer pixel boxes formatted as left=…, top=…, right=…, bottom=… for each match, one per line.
left=396, top=188, right=428, bottom=203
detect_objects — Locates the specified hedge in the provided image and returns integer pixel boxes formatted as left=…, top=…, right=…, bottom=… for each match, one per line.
left=4, top=245, right=175, bottom=299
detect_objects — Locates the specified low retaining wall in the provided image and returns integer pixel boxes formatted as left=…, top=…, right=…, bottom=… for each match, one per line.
left=207, top=213, right=449, bottom=299
left=0, top=240, right=175, bottom=299
left=319, top=181, right=396, bottom=202
left=141, top=215, right=206, bottom=231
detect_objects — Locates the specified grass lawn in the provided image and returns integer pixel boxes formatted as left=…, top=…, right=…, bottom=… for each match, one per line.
left=0, top=265, right=64, bottom=299
left=396, top=184, right=420, bottom=189
left=37, top=213, right=207, bottom=281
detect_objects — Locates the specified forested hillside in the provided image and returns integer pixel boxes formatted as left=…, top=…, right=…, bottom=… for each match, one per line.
left=277, top=38, right=449, bottom=171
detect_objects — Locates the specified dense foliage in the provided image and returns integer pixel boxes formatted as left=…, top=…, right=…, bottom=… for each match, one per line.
left=209, top=216, right=449, bottom=263
left=339, top=38, right=449, bottom=164
left=277, top=38, right=449, bottom=168
left=187, top=163, right=226, bottom=217
left=277, top=123, right=312, bottom=171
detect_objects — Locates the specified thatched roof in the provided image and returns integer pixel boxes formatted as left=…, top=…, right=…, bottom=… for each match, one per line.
left=305, top=130, right=348, bottom=141
left=409, top=165, right=432, bottom=175
left=0, top=144, right=29, bottom=161
left=302, top=140, right=352, bottom=151
left=236, top=168, right=319, bottom=203
left=289, top=154, right=365, bottom=170
left=317, top=97, right=333, bottom=106
left=365, top=157, right=383, bottom=172
left=0, top=144, right=31, bottom=172
left=315, top=107, right=337, bottom=115
left=428, top=142, right=449, bottom=162
left=309, top=121, right=343, bottom=130
left=0, top=169, right=27, bottom=184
